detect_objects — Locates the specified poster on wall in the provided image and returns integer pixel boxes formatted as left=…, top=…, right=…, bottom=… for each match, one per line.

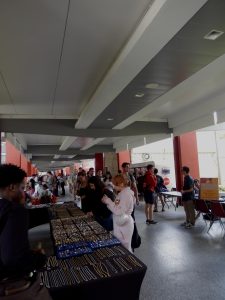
left=200, top=178, right=219, bottom=200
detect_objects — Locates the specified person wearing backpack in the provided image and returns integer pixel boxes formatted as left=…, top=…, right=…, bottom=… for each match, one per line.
left=154, top=168, right=166, bottom=212
left=143, top=164, right=157, bottom=224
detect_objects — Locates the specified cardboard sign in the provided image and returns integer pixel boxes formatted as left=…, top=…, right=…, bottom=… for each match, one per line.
left=200, top=178, right=219, bottom=200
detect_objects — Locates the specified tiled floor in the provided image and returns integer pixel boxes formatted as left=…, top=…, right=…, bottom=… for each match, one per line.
left=29, top=193, right=225, bottom=300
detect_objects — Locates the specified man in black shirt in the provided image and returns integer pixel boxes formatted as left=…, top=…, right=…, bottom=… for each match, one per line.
left=181, top=166, right=195, bottom=228
left=0, top=164, right=46, bottom=279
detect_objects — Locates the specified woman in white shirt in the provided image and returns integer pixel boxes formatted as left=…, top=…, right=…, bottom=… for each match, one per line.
left=102, top=175, right=134, bottom=252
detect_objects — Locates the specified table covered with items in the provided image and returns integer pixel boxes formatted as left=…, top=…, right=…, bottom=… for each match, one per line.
left=39, top=204, right=147, bottom=300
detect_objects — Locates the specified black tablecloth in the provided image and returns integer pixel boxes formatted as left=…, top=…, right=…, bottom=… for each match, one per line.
left=27, top=207, right=50, bottom=229
left=49, top=264, right=146, bottom=300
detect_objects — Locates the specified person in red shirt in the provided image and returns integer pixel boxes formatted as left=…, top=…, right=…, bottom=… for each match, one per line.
left=143, top=164, right=157, bottom=224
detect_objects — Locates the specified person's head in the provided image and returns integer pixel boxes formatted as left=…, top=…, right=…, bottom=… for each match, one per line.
left=32, top=174, right=35, bottom=178
left=89, top=168, right=94, bottom=176
left=97, top=169, right=103, bottom=177
left=38, top=180, right=42, bottom=186
left=182, top=166, right=190, bottom=175
left=79, top=167, right=83, bottom=172
left=147, top=164, right=154, bottom=174
left=88, top=176, right=104, bottom=191
left=105, top=171, right=112, bottom=179
left=0, top=164, right=27, bottom=202
left=118, top=170, right=122, bottom=175
left=43, top=184, right=48, bottom=190
left=121, top=162, right=130, bottom=173
left=79, top=171, right=87, bottom=183
left=47, top=171, right=52, bottom=176
left=112, top=175, right=127, bottom=192
left=154, top=168, right=158, bottom=175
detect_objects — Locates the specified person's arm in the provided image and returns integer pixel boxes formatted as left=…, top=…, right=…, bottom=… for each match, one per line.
left=102, top=192, right=133, bottom=216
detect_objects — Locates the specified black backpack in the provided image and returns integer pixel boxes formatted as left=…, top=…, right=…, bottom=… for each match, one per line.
left=131, top=222, right=141, bottom=249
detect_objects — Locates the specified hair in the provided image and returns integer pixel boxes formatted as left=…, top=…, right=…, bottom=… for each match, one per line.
left=118, top=170, right=122, bottom=174
left=104, top=171, right=112, bottom=181
left=154, top=168, right=158, bottom=174
left=112, top=175, right=127, bottom=187
left=78, top=171, right=86, bottom=177
left=147, top=164, right=154, bottom=170
left=88, top=176, right=105, bottom=191
left=121, top=162, right=130, bottom=169
left=182, top=166, right=190, bottom=173
left=43, top=184, right=48, bottom=189
left=0, top=164, right=27, bottom=189
left=47, top=171, right=52, bottom=175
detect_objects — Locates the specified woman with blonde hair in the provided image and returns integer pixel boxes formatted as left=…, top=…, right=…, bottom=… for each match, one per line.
left=102, top=175, right=135, bottom=252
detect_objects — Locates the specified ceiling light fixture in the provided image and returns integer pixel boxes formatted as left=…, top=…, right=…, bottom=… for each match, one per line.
left=145, top=83, right=159, bottom=89
left=135, top=93, right=145, bottom=98
left=204, top=30, right=224, bottom=41
left=107, top=118, right=114, bottom=121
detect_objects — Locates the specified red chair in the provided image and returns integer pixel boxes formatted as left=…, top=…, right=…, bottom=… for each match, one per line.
left=208, top=201, right=225, bottom=233
left=195, top=200, right=211, bottom=225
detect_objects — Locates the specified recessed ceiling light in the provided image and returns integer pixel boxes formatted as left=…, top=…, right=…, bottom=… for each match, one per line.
left=135, top=93, right=145, bottom=98
left=107, top=118, right=114, bottom=121
left=204, top=30, right=224, bottom=40
left=145, top=83, right=159, bottom=89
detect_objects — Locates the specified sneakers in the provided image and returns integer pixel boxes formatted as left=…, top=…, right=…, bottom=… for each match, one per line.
left=162, top=208, right=165, bottom=212
left=153, top=209, right=158, bottom=212
left=180, top=222, right=188, bottom=226
left=146, top=220, right=158, bottom=224
left=148, top=220, right=158, bottom=224
left=185, top=223, right=194, bottom=229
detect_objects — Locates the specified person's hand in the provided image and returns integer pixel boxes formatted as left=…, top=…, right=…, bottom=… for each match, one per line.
left=87, top=211, right=93, bottom=217
left=136, top=199, right=140, bottom=206
left=102, top=194, right=109, bottom=204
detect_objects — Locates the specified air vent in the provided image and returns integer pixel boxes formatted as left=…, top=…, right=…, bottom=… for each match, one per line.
left=204, top=30, right=224, bottom=40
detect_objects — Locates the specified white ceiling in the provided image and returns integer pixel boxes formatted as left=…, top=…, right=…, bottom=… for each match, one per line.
left=1, top=0, right=225, bottom=170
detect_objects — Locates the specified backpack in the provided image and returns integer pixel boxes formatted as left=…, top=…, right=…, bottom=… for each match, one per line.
left=131, top=222, right=141, bottom=249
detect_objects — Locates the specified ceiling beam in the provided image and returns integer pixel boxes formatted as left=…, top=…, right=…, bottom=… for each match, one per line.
left=26, top=145, right=115, bottom=155
left=59, top=136, right=77, bottom=151
left=80, top=138, right=106, bottom=151
left=32, top=154, right=94, bottom=162
left=0, top=119, right=171, bottom=137
left=75, top=0, right=207, bottom=129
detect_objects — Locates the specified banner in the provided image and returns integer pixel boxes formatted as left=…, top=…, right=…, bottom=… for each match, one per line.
left=200, top=178, right=219, bottom=200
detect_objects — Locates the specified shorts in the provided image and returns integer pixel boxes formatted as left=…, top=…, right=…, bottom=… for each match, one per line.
left=144, top=190, right=154, bottom=204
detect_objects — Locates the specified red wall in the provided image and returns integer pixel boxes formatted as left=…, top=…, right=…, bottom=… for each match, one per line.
left=5, top=141, right=21, bottom=167
left=117, top=150, right=131, bottom=171
left=174, top=132, right=200, bottom=190
left=95, top=153, right=104, bottom=172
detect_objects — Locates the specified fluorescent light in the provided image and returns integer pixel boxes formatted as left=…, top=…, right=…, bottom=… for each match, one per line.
left=144, top=137, right=146, bottom=145
left=145, top=83, right=159, bottom=89
left=204, top=30, right=224, bottom=41
left=135, top=93, right=144, bottom=98
left=107, top=118, right=114, bottom=121
left=213, top=111, right=218, bottom=125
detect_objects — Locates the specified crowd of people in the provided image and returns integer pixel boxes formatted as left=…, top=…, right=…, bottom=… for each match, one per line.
left=0, top=162, right=198, bottom=299
left=25, top=172, right=67, bottom=205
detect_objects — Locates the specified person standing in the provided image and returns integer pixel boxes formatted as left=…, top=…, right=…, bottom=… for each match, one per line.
left=0, top=164, right=50, bottom=299
left=143, top=164, right=157, bottom=224
left=102, top=175, right=134, bottom=252
left=181, top=166, right=195, bottom=228
left=121, top=162, right=139, bottom=205
left=154, top=168, right=166, bottom=212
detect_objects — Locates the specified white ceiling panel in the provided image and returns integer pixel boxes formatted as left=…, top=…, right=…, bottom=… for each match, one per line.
left=0, top=73, right=15, bottom=113
left=52, top=0, right=153, bottom=115
left=0, top=0, right=69, bottom=114
left=23, top=134, right=64, bottom=145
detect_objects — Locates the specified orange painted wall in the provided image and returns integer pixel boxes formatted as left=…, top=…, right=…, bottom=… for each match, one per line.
left=20, top=154, right=28, bottom=173
left=117, top=150, right=131, bottom=171
left=174, top=132, right=200, bottom=190
left=5, top=141, right=21, bottom=167
left=179, top=132, right=200, bottom=180
left=27, top=162, right=32, bottom=177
